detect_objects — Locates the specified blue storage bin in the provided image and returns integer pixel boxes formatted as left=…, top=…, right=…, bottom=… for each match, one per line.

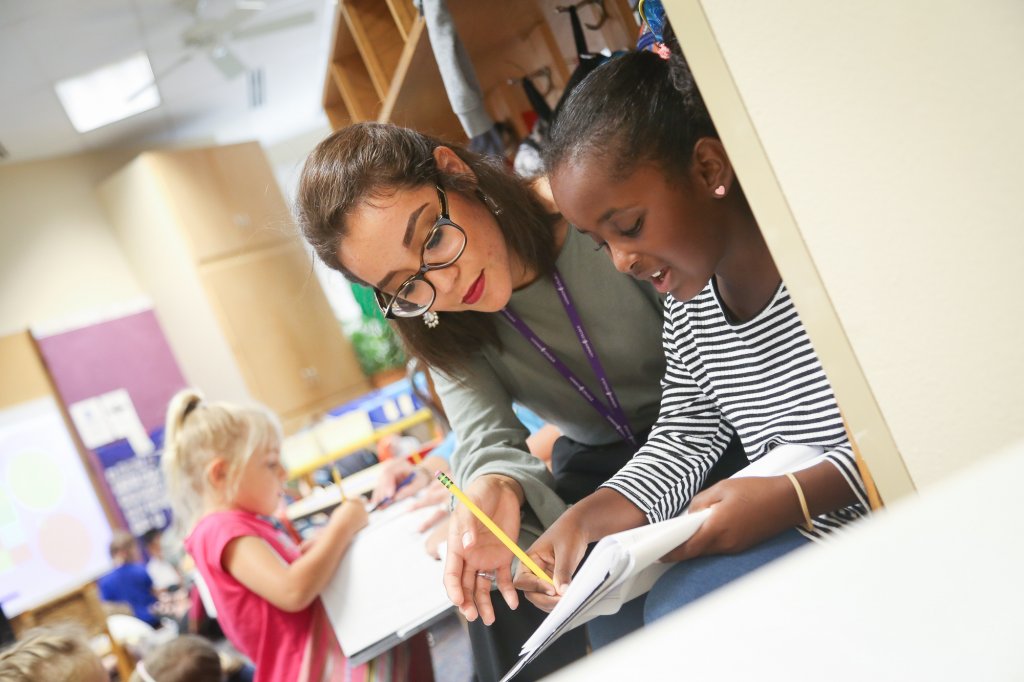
left=328, top=378, right=423, bottom=426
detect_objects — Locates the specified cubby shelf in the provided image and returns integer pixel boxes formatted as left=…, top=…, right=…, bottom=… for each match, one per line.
left=321, top=0, right=637, bottom=140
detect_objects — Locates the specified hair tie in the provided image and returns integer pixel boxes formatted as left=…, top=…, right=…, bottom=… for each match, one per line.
left=183, top=396, right=201, bottom=420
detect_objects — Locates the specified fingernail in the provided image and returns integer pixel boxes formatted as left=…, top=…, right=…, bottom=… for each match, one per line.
left=462, top=531, right=473, bottom=548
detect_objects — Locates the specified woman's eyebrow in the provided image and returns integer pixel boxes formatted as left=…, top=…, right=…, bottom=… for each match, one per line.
left=377, top=201, right=430, bottom=291
left=403, top=202, right=429, bottom=247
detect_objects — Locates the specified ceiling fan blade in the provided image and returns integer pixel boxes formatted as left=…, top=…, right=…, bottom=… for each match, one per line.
left=208, top=45, right=246, bottom=80
left=127, top=52, right=195, bottom=101
left=184, top=6, right=262, bottom=46
left=230, top=10, right=316, bottom=41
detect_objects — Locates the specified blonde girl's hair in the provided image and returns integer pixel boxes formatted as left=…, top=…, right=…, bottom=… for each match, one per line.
left=0, top=625, right=104, bottom=681
left=162, top=389, right=282, bottom=535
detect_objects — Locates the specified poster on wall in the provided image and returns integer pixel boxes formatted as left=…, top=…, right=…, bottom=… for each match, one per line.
left=0, top=397, right=113, bottom=617
left=34, top=307, right=187, bottom=536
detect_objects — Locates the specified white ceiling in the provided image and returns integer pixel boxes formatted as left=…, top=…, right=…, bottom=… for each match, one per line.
left=0, top=0, right=334, bottom=164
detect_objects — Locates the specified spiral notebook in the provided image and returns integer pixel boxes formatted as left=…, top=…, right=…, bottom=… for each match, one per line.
left=501, top=444, right=828, bottom=681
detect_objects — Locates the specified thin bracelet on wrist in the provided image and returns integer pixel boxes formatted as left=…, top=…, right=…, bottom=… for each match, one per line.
left=784, top=472, right=816, bottom=533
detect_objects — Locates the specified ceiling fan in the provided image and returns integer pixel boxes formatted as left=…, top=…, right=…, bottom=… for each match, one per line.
left=142, top=0, right=316, bottom=91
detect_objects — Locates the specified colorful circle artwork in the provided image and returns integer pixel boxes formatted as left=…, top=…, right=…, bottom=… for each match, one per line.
left=7, top=450, right=66, bottom=511
left=38, top=513, right=92, bottom=574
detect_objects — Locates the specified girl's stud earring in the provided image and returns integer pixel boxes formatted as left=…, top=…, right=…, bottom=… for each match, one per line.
left=714, top=185, right=727, bottom=197
left=423, top=311, right=440, bottom=329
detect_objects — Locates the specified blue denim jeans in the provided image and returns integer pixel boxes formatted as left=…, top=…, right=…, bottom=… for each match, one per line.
left=588, top=529, right=810, bottom=648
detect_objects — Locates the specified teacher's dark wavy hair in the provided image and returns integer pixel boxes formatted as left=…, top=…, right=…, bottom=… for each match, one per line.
left=296, top=122, right=560, bottom=378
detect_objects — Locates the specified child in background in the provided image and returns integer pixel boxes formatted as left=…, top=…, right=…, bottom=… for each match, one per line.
left=0, top=625, right=108, bottom=682
left=162, top=389, right=368, bottom=682
left=98, top=531, right=160, bottom=628
left=515, top=49, right=868, bottom=639
left=142, top=527, right=183, bottom=592
left=129, top=634, right=223, bottom=682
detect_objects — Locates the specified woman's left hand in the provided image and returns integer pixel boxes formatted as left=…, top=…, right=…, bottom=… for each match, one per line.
left=442, top=474, right=524, bottom=625
left=662, top=476, right=797, bottom=562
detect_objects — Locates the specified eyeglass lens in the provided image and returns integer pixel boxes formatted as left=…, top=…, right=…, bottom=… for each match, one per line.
left=389, top=223, right=465, bottom=316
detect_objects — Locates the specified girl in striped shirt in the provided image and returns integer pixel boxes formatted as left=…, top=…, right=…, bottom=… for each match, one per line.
left=514, top=49, right=869, bottom=642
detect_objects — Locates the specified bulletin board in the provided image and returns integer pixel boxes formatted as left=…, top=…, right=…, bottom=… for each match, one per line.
left=34, top=308, right=187, bottom=536
left=0, top=332, right=114, bottom=617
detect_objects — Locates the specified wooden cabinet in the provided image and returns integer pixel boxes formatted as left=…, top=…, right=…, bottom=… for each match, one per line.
left=155, top=144, right=291, bottom=263
left=99, top=142, right=368, bottom=433
left=321, top=0, right=639, bottom=139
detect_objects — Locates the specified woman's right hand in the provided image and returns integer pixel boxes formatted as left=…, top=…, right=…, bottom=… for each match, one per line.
left=442, top=474, right=524, bottom=625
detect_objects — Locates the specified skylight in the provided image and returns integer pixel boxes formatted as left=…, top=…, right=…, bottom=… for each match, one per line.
left=55, top=52, right=161, bottom=133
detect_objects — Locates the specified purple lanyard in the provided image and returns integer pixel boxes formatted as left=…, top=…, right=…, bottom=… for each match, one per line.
left=500, top=268, right=637, bottom=448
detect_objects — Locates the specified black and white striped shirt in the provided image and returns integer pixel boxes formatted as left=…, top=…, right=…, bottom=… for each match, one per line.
left=604, top=280, right=868, bottom=538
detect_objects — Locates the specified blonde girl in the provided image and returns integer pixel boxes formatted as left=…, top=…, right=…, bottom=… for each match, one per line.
left=162, top=389, right=368, bottom=682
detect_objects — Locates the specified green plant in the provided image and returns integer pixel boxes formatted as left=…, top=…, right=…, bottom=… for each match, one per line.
left=349, top=317, right=405, bottom=376
left=346, top=283, right=406, bottom=376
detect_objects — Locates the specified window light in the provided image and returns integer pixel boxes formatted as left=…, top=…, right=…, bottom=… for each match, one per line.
left=55, top=52, right=161, bottom=133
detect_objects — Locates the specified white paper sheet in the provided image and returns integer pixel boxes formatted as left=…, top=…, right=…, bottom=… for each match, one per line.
left=319, top=498, right=451, bottom=658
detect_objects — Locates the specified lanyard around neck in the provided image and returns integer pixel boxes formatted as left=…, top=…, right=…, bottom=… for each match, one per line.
left=500, top=268, right=637, bottom=448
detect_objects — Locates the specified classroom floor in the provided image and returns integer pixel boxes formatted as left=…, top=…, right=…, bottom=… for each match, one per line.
left=428, top=613, right=474, bottom=682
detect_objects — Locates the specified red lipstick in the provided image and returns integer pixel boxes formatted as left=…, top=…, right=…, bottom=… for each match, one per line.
left=462, top=271, right=486, bottom=305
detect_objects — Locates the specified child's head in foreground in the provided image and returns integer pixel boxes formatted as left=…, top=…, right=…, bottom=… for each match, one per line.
left=129, top=634, right=224, bottom=682
left=0, top=625, right=107, bottom=682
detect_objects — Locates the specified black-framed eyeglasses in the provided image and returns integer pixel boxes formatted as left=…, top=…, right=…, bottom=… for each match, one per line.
left=374, top=185, right=468, bottom=319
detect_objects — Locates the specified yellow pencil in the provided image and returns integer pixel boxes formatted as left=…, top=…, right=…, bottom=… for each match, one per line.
left=331, top=466, right=347, bottom=502
left=435, top=471, right=555, bottom=586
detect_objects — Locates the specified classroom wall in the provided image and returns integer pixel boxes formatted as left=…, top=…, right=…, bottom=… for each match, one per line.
left=668, top=0, right=1024, bottom=490
left=0, top=150, right=144, bottom=335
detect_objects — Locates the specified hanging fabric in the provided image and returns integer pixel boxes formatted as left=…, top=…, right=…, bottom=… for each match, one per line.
left=417, top=0, right=505, bottom=157
left=550, top=4, right=625, bottom=123
left=521, top=76, right=553, bottom=124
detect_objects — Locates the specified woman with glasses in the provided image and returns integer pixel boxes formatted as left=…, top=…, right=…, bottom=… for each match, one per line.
left=296, top=122, right=743, bottom=679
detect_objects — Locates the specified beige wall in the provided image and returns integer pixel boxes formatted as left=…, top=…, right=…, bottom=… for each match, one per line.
left=0, top=128, right=353, bottom=353
left=668, top=0, right=1024, bottom=493
left=0, top=150, right=144, bottom=335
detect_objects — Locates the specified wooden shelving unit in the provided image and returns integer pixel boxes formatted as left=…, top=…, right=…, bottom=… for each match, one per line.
left=321, top=0, right=638, bottom=140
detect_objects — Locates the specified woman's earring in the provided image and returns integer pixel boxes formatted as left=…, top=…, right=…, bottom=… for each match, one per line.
left=476, top=189, right=503, bottom=216
left=423, top=311, right=440, bottom=329
left=714, top=185, right=727, bottom=198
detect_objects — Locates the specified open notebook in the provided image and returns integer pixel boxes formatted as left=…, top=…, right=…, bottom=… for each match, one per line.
left=501, top=444, right=828, bottom=681
left=320, top=498, right=452, bottom=665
